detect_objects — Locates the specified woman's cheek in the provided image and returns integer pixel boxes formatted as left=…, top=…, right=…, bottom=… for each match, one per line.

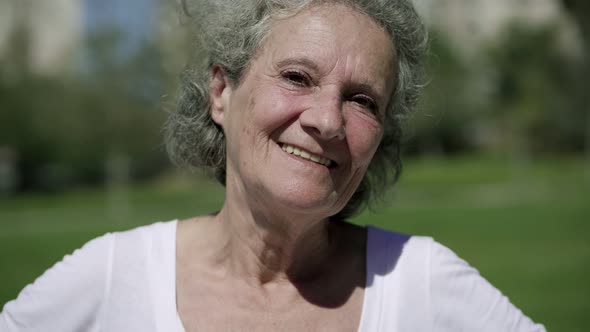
left=260, top=90, right=308, bottom=124
left=344, top=112, right=384, bottom=162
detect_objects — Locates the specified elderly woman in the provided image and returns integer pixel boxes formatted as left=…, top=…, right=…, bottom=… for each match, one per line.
left=1, top=0, right=545, bottom=331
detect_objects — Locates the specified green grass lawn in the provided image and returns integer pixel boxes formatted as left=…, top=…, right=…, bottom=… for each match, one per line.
left=1, top=156, right=588, bottom=331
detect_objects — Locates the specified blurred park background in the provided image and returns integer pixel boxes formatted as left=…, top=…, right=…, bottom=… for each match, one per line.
left=0, top=0, right=588, bottom=330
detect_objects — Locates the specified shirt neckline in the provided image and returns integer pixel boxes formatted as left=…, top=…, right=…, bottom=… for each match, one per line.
left=171, top=221, right=375, bottom=332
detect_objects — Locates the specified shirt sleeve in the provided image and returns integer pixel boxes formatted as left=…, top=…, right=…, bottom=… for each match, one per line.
left=0, top=233, right=114, bottom=332
left=429, top=240, right=546, bottom=332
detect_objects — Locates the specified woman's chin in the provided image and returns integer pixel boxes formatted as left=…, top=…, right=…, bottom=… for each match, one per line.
left=264, top=186, right=345, bottom=218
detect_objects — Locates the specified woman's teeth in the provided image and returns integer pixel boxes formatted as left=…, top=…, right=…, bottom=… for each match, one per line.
left=281, top=144, right=333, bottom=167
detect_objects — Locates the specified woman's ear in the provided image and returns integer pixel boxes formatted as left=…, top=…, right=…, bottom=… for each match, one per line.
left=209, top=65, right=232, bottom=126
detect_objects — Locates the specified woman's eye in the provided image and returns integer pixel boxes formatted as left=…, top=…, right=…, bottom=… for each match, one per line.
left=281, top=70, right=310, bottom=87
left=351, top=95, right=377, bottom=112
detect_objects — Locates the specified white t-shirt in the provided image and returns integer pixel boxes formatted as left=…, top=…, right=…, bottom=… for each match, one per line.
left=0, top=220, right=546, bottom=331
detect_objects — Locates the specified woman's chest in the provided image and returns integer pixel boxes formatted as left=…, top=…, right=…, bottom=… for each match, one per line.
left=176, top=278, right=365, bottom=332
left=177, top=297, right=364, bottom=332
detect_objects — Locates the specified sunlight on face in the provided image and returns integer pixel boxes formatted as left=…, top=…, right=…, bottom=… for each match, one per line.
left=216, top=4, right=397, bottom=218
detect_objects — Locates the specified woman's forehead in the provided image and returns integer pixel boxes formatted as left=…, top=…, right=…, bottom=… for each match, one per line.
left=260, top=4, right=397, bottom=92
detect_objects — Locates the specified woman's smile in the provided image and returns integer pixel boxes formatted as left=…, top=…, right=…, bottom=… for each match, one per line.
left=279, top=142, right=335, bottom=168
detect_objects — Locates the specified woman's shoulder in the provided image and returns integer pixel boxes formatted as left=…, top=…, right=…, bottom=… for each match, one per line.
left=58, top=219, right=179, bottom=271
left=365, top=225, right=434, bottom=269
left=0, top=230, right=115, bottom=331
left=110, top=220, right=178, bottom=255
left=365, top=225, right=545, bottom=331
left=0, top=220, right=179, bottom=332
left=105, top=220, right=177, bottom=273
left=366, top=225, right=474, bottom=273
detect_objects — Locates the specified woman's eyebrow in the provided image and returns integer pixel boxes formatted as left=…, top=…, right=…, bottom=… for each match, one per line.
left=275, top=57, right=321, bottom=73
left=355, top=82, right=381, bottom=98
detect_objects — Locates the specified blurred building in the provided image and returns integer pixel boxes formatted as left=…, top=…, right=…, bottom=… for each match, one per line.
left=413, top=0, right=571, bottom=55
left=0, top=0, right=163, bottom=77
left=0, top=0, right=83, bottom=76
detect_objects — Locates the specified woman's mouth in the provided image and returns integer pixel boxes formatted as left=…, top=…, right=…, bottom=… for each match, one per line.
left=279, top=143, right=334, bottom=167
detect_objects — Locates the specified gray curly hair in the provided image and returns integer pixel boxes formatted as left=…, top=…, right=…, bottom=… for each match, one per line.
left=165, top=0, right=427, bottom=219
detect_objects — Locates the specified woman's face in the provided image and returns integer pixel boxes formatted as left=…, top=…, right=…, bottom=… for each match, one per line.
left=210, top=4, right=397, bottom=218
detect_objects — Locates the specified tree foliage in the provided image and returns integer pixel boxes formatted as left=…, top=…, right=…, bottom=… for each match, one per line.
left=0, top=28, right=168, bottom=191
left=404, top=21, right=586, bottom=158
left=486, top=23, right=586, bottom=155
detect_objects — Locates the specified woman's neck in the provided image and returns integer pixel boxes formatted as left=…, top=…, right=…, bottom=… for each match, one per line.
left=212, top=197, right=337, bottom=287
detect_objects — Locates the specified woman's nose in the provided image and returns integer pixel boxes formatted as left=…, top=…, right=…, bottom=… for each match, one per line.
left=299, top=90, right=346, bottom=141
